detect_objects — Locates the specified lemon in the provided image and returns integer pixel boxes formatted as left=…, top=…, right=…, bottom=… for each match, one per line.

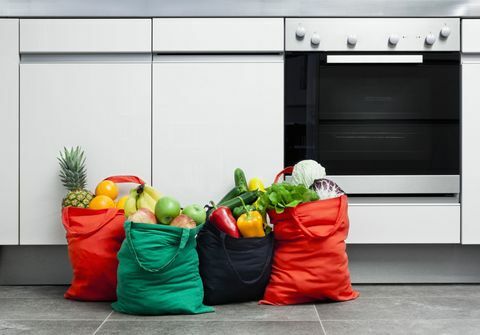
left=248, top=178, right=265, bottom=192
left=116, top=195, right=129, bottom=209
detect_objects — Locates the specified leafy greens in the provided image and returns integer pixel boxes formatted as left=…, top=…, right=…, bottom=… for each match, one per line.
left=257, top=182, right=319, bottom=214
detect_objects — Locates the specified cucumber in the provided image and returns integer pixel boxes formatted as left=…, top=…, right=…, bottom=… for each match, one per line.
left=219, top=191, right=259, bottom=210
left=218, top=186, right=243, bottom=205
left=234, top=168, right=248, bottom=193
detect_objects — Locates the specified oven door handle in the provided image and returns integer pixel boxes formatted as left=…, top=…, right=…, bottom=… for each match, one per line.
left=326, top=55, right=423, bottom=64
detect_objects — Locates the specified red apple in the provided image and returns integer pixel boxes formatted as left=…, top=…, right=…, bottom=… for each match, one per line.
left=127, top=208, right=157, bottom=224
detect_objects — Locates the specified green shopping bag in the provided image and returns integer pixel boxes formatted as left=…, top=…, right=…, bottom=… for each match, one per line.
left=112, top=221, right=214, bottom=315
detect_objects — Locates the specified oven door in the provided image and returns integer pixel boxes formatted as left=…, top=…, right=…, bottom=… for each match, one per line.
left=285, top=52, right=460, bottom=194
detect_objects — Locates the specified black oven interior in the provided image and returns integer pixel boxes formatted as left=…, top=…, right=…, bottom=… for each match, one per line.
left=284, top=52, right=460, bottom=175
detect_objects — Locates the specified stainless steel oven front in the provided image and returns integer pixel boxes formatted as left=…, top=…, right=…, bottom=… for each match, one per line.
left=284, top=18, right=461, bottom=195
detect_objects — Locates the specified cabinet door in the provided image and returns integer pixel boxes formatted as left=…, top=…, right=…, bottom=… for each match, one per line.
left=0, top=19, right=19, bottom=245
left=20, top=62, right=151, bottom=244
left=462, top=62, right=480, bottom=244
left=153, top=55, right=283, bottom=206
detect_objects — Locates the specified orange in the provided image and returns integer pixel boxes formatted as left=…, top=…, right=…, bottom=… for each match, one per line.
left=95, top=180, right=119, bottom=200
left=89, top=195, right=115, bottom=210
left=116, top=195, right=128, bottom=210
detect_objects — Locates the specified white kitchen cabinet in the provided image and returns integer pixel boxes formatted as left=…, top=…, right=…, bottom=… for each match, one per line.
left=20, top=19, right=151, bottom=53
left=153, top=55, right=283, bottom=206
left=461, top=60, right=480, bottom=244
left=20, top=61, right=151, bottom=244
left=347, top=201, right=460, bottom=244
left=0, top=19, right=19, bottom=245
left=153, top=18, right=283, bottom=53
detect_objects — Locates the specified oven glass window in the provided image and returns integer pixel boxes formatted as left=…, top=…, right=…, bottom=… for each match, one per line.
left=285, top=52, right=460, bottom=175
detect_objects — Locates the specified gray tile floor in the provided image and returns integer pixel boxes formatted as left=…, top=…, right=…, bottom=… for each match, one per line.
left=1, top=285, right=480, bottom=334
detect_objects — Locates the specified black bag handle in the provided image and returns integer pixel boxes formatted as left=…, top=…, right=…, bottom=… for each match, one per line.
left=220, top=232, right=273, bottom=286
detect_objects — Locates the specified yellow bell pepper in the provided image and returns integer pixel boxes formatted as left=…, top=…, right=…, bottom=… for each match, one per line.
left=237, top=210, right=265, bottom=238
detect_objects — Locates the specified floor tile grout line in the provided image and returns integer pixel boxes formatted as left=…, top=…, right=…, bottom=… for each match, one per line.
left=313, top=305, right=327, bottom=335
left=92, top=311, right=113, bottom=335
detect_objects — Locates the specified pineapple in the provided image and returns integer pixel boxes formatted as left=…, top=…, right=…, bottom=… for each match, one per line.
left=58, top=146, right=94, bottom=208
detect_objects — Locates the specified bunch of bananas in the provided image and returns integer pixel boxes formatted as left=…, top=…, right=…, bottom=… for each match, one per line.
left=124, top=184, right=162, bottom=217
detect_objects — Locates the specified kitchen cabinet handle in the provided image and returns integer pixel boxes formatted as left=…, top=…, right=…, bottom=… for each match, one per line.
left=326, top=55, right=423, bottom=64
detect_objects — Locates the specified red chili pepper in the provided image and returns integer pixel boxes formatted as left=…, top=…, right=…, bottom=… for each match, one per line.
left=209, top=205, right=241, bottom=238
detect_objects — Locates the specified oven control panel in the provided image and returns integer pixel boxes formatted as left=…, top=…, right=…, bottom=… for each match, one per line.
left=286, top=18, right=460, bottom=51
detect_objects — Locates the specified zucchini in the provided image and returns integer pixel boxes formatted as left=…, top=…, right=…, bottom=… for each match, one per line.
left=234, top=168, right=248, bottom=193
left=218, top=186, right=243, bottom=205
left=219, top=191, right=259, bottom=210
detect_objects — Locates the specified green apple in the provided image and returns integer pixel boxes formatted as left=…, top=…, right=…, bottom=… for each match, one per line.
left=155, top=196, right=181, bottom=225
left=182, top=204, right=207, bottom=225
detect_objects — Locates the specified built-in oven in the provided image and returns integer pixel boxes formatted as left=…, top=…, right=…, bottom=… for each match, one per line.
left=284, top=18, right=461, bottom=194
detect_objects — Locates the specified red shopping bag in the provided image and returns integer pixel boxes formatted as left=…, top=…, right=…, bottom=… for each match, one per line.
left=62, top=175, right=145, bottom=301
left=260, top=168, right=359, bottom=305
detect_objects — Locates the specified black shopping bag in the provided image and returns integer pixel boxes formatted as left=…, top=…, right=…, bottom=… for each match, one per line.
left=197, top=221, right=274, bottom=305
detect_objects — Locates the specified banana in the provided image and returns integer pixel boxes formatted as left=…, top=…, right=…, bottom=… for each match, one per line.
left=136, top=191, right=157, bottom=213
left=143, top=185, right=162, bottom=202
left=124, top=189, right=139, bottom=218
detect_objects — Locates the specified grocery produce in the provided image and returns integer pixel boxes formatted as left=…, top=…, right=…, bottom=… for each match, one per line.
left=232, top=204, right=256, bottom=219
left=311, top=179, right=345, bottom=200
left=95, top=180, right=119, bottom=200
left=58, top=146, right=94, bottom=208
left=209, top=204, right=241, bottom=238
left=256, top=182, right=319, bottom=214
left=124, top=189, right=139, bottom=217
left=89, top=195, right=116, bottom=210
left=123, top=184, right=162, bottom=217
left=237, top=210, right=265, bottom=238
left=218, top=186, right=244, bottom=204
left=155, top=196, right=181, bottom=224
left=127, top=208, right=157, bottom=224
left=218, top=190, right=259, bottom=210
left=116, top=195, right=128, bottom=209
left=170, top=214, right=196, bottom=229
left=136, top=184, right=160, bottom=213
left=291, top=160, right=326, bottom=188
left=248, top=178, right=265, bottom=192
left=234, top=168, right=249, bottom=193
left=182, top=204, right=207, bottom=225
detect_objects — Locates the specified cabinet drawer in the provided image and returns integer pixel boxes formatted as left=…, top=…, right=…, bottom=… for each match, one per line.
left=347, top=204, right=460, bottom=244
left=153, top=18, right=283, bottom=52
left=20, top=19, right=151, bottom=53
left=462, top=20, right=480, bottom=53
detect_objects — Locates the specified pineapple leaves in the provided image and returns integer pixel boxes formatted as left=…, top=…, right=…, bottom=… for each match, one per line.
left=58, top=146, right=88, bottom=191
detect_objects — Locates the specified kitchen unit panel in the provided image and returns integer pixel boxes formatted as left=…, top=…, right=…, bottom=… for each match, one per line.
left=153, top=18, right=283, bottom=52
left=20, top=62, right=151, bottom=244
left=0, top=19, right=19, bottom=245
left=153, top=55, right=283, bottom=206
left=461, top=61, right=480, bottom=244
left=20, top=19, right=151, bottom=53
left=348, top=203, right=460, bottom=244
left=462, top=20, right=480, bottom=53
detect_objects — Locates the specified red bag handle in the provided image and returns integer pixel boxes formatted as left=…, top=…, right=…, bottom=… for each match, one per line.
left=291, top=195, right=348, bottom=239
left=273, top=167, right=294, bottom=184
left=103, top=175, right=146, bottom=185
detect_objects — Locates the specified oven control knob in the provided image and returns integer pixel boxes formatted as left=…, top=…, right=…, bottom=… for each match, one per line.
left=440, top=26, right=451, bottom=38
left=347, top=35, right=357, bottom=46
left=425, top=33, right=437, bottom=45
left=311, top=33, right=321, bottom=46
left=296, top=25, right=306, bottom=39
left=388, top=34, right=400, bottom=46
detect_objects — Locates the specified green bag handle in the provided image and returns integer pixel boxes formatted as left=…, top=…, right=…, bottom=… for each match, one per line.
left=125, top=222, right=192, bottom=273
